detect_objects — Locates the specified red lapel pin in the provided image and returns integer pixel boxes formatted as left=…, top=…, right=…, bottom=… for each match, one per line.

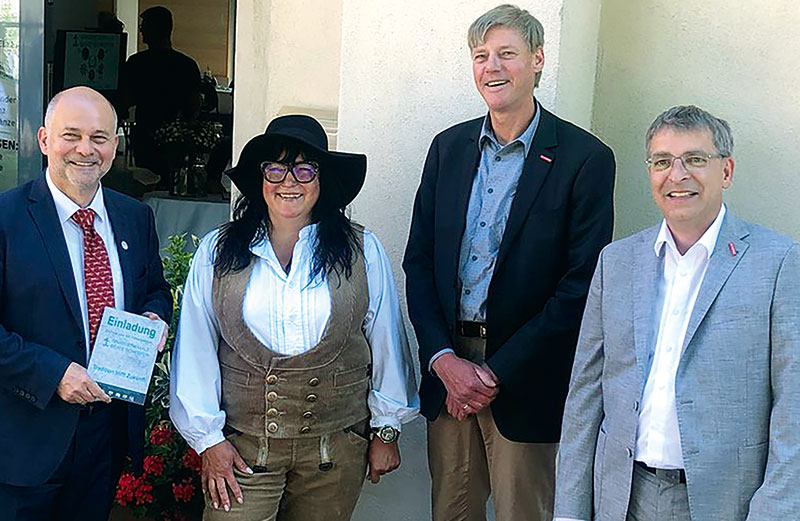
left=728, top=242, right=737, bottom=257
left=539, top=154, right=553, bottom=163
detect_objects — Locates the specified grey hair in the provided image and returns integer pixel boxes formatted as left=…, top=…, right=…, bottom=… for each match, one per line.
left=468, top=4, right=545, bottom=87
left=44, top=88, right=119, bottom=131
left=645, top=105, right=733, bottom=157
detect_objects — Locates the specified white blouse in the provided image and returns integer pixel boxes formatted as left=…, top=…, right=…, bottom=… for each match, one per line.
left=169, top=224, right=419, bottom=454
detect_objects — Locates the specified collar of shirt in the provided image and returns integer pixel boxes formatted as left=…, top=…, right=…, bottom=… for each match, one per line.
left=249, top=222, right=319, bottom=279
left=478, top=99, right=541, bottom=155
left=653, top=203, right=727, bottom=260
left=45, top=169, right=109, bottom=228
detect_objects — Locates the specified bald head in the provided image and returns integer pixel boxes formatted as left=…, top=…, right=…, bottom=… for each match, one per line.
left=38, top=86, right=120, bottom=207
left=44, top=87, right=118, bottom=131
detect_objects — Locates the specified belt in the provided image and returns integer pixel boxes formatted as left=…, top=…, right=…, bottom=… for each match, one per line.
left=456, top=321, right=487, bottom=339
left=635, top=460, right=686, bottom=484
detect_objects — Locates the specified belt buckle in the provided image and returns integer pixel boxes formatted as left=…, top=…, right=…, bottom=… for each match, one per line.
left=479, top=325, right=487, bottom=338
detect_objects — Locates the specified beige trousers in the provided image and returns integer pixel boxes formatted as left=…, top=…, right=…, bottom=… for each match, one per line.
left=204, top=424, right=368, bottom=521
left=427, top=334, right=557, bottom=521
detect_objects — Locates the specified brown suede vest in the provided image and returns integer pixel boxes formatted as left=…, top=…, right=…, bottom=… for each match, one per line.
left=212, top=235, right=371, bottom=439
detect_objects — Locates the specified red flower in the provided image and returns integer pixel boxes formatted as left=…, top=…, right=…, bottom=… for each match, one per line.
left=134, top=478, right=154, bottom=505
left=116, top=472, right=154, bottom=506
left=143, top=454, right=166, bottom=477
left=172, top=481, right=196, bottom=502
left=149, top=422, right=174, bottom=445
left=181, top=448, right=202, bottom=472
left=116, top=472, right=137, bottom=507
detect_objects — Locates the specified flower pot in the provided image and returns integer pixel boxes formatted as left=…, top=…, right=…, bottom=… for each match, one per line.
left=109, top=505, right=156, bottom=521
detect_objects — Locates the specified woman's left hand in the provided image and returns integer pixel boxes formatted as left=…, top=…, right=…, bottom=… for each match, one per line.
left=367, top=438, right=400, bottom=483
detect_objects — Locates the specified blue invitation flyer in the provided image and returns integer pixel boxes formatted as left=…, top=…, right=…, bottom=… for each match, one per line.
left=87, top=308, right=165, bottom=405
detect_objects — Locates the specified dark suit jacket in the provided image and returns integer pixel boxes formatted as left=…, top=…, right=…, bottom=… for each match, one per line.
left=403, top=108, right=615, bottom=442
left=0, top=174, right=171, bottom=487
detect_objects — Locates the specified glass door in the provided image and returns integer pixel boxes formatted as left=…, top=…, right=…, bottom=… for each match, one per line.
left=0, top=0, right=43, bottom=191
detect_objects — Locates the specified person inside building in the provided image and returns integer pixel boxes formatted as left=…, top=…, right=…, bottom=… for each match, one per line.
left=121, top=6, right=201, bottom=186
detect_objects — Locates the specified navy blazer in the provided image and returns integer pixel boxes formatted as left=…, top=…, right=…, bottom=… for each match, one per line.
left=403, top=108, right=615, bottom=442
left=0, top=174, right=171, bottom=487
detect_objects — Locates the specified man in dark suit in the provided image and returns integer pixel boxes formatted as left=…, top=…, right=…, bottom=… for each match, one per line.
left=0, top=86, right=171, bottom=521
left=403, top=5, right=615, bottom=520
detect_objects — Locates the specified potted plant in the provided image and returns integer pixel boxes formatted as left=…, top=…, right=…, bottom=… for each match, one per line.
left=112, top=234, right=204, bottom=521
left=154, top=120, right=223, bottom=197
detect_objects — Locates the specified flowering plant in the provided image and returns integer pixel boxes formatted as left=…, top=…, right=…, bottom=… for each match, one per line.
left=115, top=234, right=203, bottom=520
left=154, top=119, right=223, bottom=171
left=154, top=119, right=223, bottom=197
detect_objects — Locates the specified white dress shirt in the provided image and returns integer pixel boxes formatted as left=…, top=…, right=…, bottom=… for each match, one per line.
left=170, top=224, right=420, bottom=453
left=46, top=171, right=125, bottom=360
left=553, top=206, right=727, bottom=521
left=636, top=204, right=726, bottom=468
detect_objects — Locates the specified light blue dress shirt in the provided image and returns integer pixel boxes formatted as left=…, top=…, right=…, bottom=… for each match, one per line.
left=428, top=104, right=540, bottom=370
left=458, top=105, right=540, bottom=321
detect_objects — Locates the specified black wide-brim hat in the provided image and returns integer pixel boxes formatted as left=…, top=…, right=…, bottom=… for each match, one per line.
left=225, top=114, right=367, bottom=208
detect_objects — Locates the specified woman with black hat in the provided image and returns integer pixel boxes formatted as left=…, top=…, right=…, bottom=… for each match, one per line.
left=169, top=115, right=419, bottom=520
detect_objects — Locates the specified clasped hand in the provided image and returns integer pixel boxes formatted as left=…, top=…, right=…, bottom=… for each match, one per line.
left=432, top=353, right=498, bottom=421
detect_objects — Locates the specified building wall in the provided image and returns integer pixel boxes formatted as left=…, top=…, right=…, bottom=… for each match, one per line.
left=44, top=0, right=114, bottom=62
left=594, top=0, right=800, bottom=240
left=231, top=0, right=798, bottom=518
left=554, top=0, right=603, bottom=129
left=137, top=0, right=230, bottom=77
left=232, top=0, right=342, bottom=165
left=115, top=0, right=138, bottom=58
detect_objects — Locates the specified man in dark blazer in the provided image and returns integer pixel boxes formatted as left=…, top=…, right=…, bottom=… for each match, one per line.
left=0, top=86, right=171, bottom=521
left=403, top=5, right=615, bottom=520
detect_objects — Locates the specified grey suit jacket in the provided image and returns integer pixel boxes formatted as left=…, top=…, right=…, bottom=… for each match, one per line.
left=554, top=211, right=800, bottom=521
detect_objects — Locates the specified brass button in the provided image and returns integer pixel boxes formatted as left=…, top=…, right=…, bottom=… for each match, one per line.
left=267, top=422, right=278, bottom=433
left=267, top=408, right=279, bottom=418
left=266, top=374, right=278, bottom=385
left=299, top=426, right=311, bottom=434
left=308, top=377, right=320, bottom=387
left=267, top=391, right=278, bottom=401
left=302, top=411, right=313, bottom=419
left=305, top=394, right=317, bottom=402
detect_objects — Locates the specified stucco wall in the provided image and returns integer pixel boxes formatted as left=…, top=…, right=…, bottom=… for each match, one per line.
left=594, top=0, right=800, bottom=241
left=232, top=0, right=342, bottom=164
left=231, top=1, right=603, bottom=517
left=554, top=0, right=603, bottom=128
left=115, top=0, right=139, bottom=58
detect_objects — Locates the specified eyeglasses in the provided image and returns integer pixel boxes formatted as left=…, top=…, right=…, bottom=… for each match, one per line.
left=260, top=160, right=320, bottom=183
left=645, top=152, right=726, bottom=172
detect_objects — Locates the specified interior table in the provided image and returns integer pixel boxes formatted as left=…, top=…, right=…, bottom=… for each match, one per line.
left=143, top=192, right=230, bottom=255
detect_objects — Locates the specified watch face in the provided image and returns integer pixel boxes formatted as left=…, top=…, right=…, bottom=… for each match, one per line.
left=378, top=426, right=398, bottom=443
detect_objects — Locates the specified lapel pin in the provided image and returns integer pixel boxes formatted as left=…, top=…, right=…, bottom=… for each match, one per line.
left=539, top=154, right=553, bottom=163
left=121, top=240, right=129, bottom=251
left=728, top=242, right=737, bottom=257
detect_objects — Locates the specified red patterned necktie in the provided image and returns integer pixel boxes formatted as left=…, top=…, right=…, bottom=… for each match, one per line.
left=72, top=209, right=115, bottom=350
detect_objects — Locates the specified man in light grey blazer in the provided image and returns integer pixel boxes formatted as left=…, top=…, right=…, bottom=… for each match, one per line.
left=553, top=105, right=800, bottom=521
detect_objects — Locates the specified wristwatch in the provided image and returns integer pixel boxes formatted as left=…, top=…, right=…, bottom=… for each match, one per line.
left=373, top=425, right=399, bottom=443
